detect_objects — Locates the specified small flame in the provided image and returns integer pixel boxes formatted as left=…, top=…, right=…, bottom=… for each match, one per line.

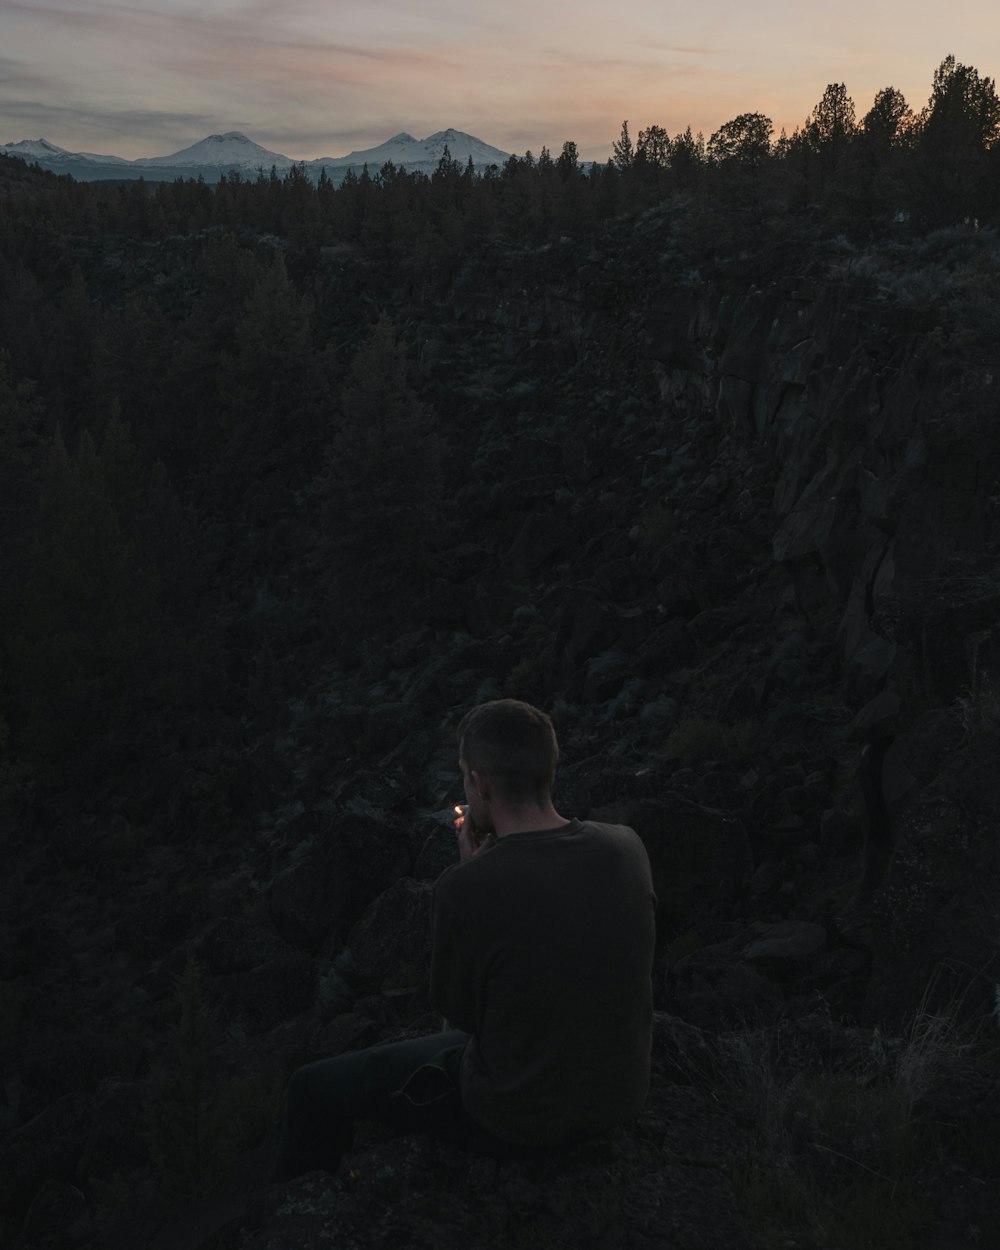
left=453, top=804, right=465, bottom=828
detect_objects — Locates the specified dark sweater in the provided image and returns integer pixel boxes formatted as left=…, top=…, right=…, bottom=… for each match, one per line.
left=430, top=818, right=656, bottom=1146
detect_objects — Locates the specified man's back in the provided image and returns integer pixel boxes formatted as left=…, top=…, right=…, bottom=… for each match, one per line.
left=430, top=818, right=656, bottom=1146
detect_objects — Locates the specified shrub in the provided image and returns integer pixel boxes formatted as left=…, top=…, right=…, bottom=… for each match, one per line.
left=722, top=994, right=983, bottom=1250
left=144, top=956, right=281, bottom=1197
left=665, top=718, right=754, bottom=760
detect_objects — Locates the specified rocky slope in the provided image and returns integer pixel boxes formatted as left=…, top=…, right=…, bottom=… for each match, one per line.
left=3, top=213, right=999, bottom=1248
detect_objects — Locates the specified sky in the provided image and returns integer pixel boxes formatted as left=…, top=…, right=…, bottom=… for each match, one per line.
left=0, top=0, right=997, bottom=161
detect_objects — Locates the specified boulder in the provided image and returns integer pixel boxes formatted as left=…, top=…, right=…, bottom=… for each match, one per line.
left=78, top=1079, right=149, bottom=1184
left=311, top=1012, right=380, bottom=1058
left=20, top=1026, right=144, bottom=1103
left=212, top=953, right=318, bottom=1034
left=635, top=617, right=695, bottom=674
left=665, top=921, right=832, bottom=1029
left=688, top=606, right=747, bottom=648
left=555, top=590, right=622, bottom=668
left=195, top=917, right=294, bottom=975
left=268, top=812, right=410, bottom=953
left=0, top=1092, right=93, bottom=1208
left=348, top=878, right=434, bottom=989
left=505, top=508, right=576, bottom=578
left=743, top=921, right=828, bottom=963
left=583, top=649, right=629, bottom=701
left=16, top=1178, right=91, bottom=1249
left=666, top=959, right=785, bottom=1031
left=412, top=819, right=458, bottom=881
left=649, top=1012, right=718, bottom=1086
left=267, top=836, right=354, bottom=952
left=847, top=690, right=901, bottom=741
left=360, top=702, right=425, bottom=758
left=716, top=375, right=753, bottom=437
left=241, top=1084, right=750, bottom=1250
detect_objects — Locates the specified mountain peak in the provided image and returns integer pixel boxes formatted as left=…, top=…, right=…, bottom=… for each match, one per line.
left=4, top=137, right=68, bottom=155
left=141, top=131, right=293, bottom=168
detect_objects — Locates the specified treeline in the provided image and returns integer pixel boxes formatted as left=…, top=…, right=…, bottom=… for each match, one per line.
left=617, top=54, right=1000, bottom=227
left=4, top=54, right=998, bottom=253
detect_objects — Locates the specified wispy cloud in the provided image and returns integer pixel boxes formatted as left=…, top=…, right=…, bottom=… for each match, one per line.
left=0, top=0, right=993, bottom=161
left=0, top=56, right=62, bottom=94
left=637, top=42, right=717, bottom=56
left=0, top=96, right=213, bottom=139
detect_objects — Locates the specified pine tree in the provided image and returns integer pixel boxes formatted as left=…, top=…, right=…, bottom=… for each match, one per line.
left=806, top=83, right=858, bottom=189
left=915, top=55, right=1000, bottom=223
left=636, top=125, right=672, bottom=171
left=862, top=87, right=913, bottom=148
left=708, top=113, right=773, bottom=169
left=13, top=426, right=154, bottom=777
left=216, top=252, right=329, bottom=515
left=11, top=412, right=209, bottom=781
left=319, top=316, right=447, bottom=627
left=612, top=121, right=634, bottom=170
left=556, top=141, right=580, bottom=180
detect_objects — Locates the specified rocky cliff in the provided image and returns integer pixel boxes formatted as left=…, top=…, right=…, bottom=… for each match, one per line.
left=4, top=216, right=999, bottom=1248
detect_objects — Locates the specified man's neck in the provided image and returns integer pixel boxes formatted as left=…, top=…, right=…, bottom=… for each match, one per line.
left=492, top=802, right=571, bottom=838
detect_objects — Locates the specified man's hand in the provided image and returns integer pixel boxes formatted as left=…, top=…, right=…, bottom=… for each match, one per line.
left=454, top=805, right=495, bottom=861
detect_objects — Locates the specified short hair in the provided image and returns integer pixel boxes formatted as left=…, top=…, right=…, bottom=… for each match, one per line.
left=457, top=699, right=559, bottom=804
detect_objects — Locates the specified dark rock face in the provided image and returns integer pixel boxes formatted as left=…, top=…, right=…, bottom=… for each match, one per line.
left=864, top=732, right=1000, bottom=1026
left=592, top=794, right=751, bottom=943
left=648, top=282, right=992, bottom=722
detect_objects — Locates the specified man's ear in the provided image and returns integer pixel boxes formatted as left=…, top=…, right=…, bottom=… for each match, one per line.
left=470, top=769, right=491, bottom=801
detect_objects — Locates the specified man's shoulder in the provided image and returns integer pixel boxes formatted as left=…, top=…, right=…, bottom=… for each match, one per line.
left=575, top=817, right=638, bottom=835
left=574, top=818, right=645, bottom=846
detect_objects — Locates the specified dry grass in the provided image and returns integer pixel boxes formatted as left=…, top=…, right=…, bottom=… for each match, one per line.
left=720, top=989, right=981, bottom=1250
left=955, top=676, right=1000, bottom=742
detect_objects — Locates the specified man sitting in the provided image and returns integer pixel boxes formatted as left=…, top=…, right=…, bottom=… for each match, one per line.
left=272, top=698, right=656, bottom=1180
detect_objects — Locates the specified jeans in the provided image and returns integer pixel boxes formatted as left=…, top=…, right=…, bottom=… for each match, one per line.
left=272, top=1029, right=541, bottom=1182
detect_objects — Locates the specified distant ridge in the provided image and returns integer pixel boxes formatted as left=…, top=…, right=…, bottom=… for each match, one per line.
left=136, top=132, right=295, bottom=169
left=0, top=128, right=512, bottom=184
left=309, top=128, right=510, bottom=172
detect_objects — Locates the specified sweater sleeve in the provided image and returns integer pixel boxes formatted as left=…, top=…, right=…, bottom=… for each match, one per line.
left=429, top=868, right=480, bottom=1034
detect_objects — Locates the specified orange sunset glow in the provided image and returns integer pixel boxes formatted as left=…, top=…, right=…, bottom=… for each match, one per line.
left=0, top=0, right=995, bottom=161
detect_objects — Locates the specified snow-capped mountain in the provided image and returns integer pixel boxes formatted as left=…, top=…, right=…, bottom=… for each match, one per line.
left=309, top=132, right=419, bottom=167
left=1, top=137, right=128, bottom=165
left=308, top=128, right=509, bottom=171
left=0, top=128, right=513, bottom=183
left=135, top=132, right=294, bottom=170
